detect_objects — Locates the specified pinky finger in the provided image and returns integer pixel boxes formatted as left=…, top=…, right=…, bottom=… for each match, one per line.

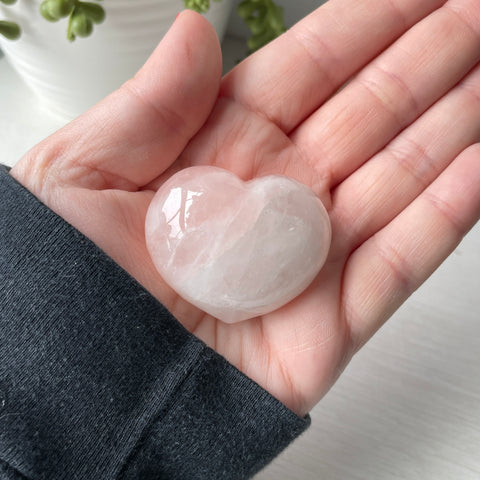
left=342, top=143, right=480, bottom=350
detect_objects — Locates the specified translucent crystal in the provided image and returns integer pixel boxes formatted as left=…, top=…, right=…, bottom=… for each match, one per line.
left=145, top=166, right=331, bottom=323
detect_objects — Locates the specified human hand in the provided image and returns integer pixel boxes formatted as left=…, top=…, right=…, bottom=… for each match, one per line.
left=11, top=0, right=480, bottom=417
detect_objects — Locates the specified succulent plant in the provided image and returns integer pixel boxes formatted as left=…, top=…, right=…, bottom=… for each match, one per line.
left=0, top=0, right=286, bottom=52
left=0, top=0, right=105, bottom=41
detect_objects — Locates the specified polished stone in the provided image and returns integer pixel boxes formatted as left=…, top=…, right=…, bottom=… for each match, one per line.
left=145, top=166, right=331, bottom=323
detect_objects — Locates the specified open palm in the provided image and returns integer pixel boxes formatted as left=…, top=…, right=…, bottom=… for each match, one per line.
left=11, top=0, right=480, bottom=416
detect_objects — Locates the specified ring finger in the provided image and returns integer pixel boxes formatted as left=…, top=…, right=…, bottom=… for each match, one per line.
left=330, top=61, right=480, bottom=256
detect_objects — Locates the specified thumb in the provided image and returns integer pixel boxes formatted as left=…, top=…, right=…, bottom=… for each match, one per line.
left=13, top=10, right=222, bottom=191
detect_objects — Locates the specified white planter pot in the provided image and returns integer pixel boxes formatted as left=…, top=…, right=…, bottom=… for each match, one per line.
left=0, top=0, right=233, bottom=118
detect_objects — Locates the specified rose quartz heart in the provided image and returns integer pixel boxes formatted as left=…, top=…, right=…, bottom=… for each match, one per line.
left=145, top=166, right=331, bottom=323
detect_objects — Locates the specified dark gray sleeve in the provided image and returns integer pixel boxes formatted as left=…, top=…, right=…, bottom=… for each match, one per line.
left=0, top=165, right=309, bottom=480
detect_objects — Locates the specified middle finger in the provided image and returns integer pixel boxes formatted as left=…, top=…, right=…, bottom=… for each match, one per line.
left=291, top=0, right=480, bottom=188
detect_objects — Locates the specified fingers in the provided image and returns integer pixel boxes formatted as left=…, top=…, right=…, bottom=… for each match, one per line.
left=291, top=0, right=480, bottom=188
left=331, top=61, right=480, bottom=256
left=342, top=143, right=480, bottom=350
left=220, top=0, right=446, bottom=133
left=14, top=11, right=222, bottom=192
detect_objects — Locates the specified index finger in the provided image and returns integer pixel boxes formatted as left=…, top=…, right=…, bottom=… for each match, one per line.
left=220, top=0, right=447, bottom=133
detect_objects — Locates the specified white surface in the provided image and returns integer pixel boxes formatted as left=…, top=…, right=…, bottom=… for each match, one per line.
left=1, top=33, right=480, bottom=480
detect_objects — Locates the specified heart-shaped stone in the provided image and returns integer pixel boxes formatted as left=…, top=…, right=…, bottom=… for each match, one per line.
left=145, top=166, right=331, bottom=323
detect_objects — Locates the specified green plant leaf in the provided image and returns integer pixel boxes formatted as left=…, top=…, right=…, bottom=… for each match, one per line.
left=0, top=0, right=18, bottom=6
left=77, top=2, right=105, bottom=24
left=40, top=1, right=60, bottom=22
left=70, top=11, right=92, bottom=37
left=183, top=0, right=210, bottom=14
left=45, top=0, right=75, bottom=20
left=0, top=20, right=21, bottom=40
left=237, top=0, right=286, bottom=53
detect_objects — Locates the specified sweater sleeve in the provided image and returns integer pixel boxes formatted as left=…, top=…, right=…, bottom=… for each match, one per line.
left=0, top=165, right=309, bottom=480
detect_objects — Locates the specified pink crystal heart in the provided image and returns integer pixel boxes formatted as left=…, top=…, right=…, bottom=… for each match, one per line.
left=145, top=166, right=331, bottom=323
